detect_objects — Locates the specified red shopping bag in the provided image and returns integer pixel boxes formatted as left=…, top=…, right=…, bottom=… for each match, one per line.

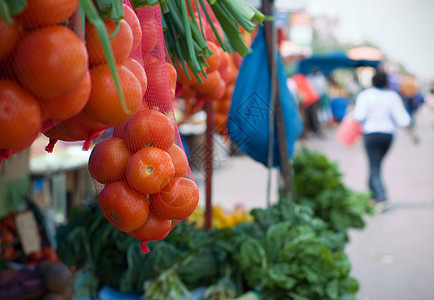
left=334, top=116, right=362, bottom=146
left=291, top=74, right=320, bottom=108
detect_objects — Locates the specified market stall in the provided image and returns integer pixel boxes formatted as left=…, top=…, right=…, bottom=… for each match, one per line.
left=0, top=0, right=374, bottom=299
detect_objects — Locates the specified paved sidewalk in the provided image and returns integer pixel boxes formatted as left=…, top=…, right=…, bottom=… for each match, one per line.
left=196, top=106, right=434, bottom=300
left=298, top=106, right=434, bottom=300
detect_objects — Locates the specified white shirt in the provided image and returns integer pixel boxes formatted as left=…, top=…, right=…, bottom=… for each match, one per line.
left=353, top=88, right=411, bottom=134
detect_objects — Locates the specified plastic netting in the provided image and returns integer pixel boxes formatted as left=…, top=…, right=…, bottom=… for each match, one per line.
left=0, top=1, right=197, bottom=253
left=87, top=3, right=197, bottom=253
left=0, top=0, right=91, bottom=161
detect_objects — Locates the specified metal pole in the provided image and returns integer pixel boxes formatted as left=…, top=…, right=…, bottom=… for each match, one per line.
left=262, top=0, right=294, bottom=200
left=263, top=0, right=277, bottom=207
left=204, top=100, right=214, bottom=230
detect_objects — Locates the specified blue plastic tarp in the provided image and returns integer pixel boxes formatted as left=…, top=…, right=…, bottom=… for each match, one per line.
left=296, top=52, right=381, bottom=76
left=228, top=26, right=303, bottom=168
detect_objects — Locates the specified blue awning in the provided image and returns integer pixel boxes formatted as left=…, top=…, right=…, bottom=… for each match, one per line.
left=296, top=52, right=381, bottom=75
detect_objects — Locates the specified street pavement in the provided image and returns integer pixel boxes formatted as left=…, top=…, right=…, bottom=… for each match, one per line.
left=194, top=105, right=434, bottom=300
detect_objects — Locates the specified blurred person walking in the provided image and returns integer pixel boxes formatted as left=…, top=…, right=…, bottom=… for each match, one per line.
left=307, top=68, right=330, bottom=133
left=353, top=70, right=419, bottom=211
left=399, top=74, right=423, bottom=124
left=423, top=81, right=434, bottom=126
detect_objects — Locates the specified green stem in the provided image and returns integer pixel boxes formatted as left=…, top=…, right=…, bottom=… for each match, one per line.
left=80, top=0, right=130, bottom=115
left=0, top=0, right=13, bottom=24
left=197, top=0, right=228, bottom=51
left=220, top=0, right=255, bottom=32
left=108, top=20, right=120, bottom=40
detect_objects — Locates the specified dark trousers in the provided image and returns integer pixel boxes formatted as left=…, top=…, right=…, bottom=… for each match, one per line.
left=305, top=102, right=320, bottom=134
left=363, top=133, right=393, bottom=201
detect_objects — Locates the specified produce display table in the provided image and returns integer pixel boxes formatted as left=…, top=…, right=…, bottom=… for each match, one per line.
left=29, top=139, right=95, bottom=224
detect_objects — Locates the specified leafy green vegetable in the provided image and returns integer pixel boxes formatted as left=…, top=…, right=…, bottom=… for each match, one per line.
left=144, top=268, right=190, bottom=300
left=233, top=202, right=358, bottom=300
left=57, top=149, right=371, bottom=299
left=293, top=147, right=374, bottom=236
left=202, top=278, right=237, bottom=300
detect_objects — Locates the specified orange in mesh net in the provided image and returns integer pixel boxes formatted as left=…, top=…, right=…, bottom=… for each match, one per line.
left=44, top=111, right=108, bottom=152
left=167, top=144, right=189, bottom=178
left=122, top=58, right=148, bottom=97
left=145, top=61, right=177, bottom=109
left=0, top=81, right=42, bottom=152
left=85, top=64, right=142, bottom=126
left=0, top=18, right=20, bottom=62
left=149, top=177, right=199, bottom=220
left=125, top=146, right=175, bottom=195
left=85, top=19, right=133, bottom=65
left=88, top=137, right=131, bottom=185
left=0, top=1, right=199, bottom=252
left=98, top=181, right=150, bottom=233
left=19, top=0, right=79, bottom=28
left=86, top=4, right=199, bottom=253
left=128, top=212, right=172, bottom=241
left=39, top=70, right=91, bottom=121
left=123, top=109, right=175, bottom=152
left=204, top=41, right=222, bottom=73
left=122, top=4, right=142, bottom=53
left=13, top=25, right=88, bottom=100
left=1, top=4, right=91, bottom=159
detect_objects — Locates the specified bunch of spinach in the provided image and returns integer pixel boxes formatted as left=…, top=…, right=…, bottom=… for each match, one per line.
left=56, top=205, right=140, bottom=297
left=57, top=202, right=360, bottom=299
left=233, top=202, right=359, bottom=300
left=292, top=147, right=373, bottom=236
left=56, top=148, right=372, bottom=299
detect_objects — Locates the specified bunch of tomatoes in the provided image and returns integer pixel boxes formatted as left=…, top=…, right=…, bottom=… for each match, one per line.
left=177, top=40, right=243, bottom=137
left=0, top=0, right=174, bottom=155
left=0, top=0, right=199, bottom=246
left=176, top=41, right=239, bottom=103
left=88, top=107, right=199, bottom=244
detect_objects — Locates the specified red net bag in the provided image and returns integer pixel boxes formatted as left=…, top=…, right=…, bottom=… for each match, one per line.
left=0, top=1, right=101, bottom=162
left=87, top=2, right=198, bottom=254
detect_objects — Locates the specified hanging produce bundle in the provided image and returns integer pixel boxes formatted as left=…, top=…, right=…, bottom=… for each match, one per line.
left=0, top=0, right=264, bottom=158
left=84, top=2, right=201, bottom=253
left=0, top=0, right=264, bottom=252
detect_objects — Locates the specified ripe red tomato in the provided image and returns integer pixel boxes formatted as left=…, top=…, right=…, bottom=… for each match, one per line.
left=125, top=147, right=175, bottom=194
left=128, top=212, right=172, bottom=241
left=19, top=0, right=78, bottom=27
left=86, top=19, right=133, bottom=65
left=0, top=80, right=41, bottom=150
left=98, top=181, right=150, bottom=232
left=88, top=137, right=131, bottom=184
left=123, top=109, right=175, bottom=152
left=167, top=144, right=189, bottom=178
left=0, top=18, right=21, bottom=62
left=13, top=25, right=88, bottom=100
left=85, top=64, right=142, bottom=126
left=150, top=177, right=199, bottom=220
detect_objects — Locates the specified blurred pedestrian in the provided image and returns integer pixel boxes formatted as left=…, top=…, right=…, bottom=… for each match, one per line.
left=346, top=72, right=363, bottom=105
left=399, top=74, right=423, bottom=124
left=307, top=67, right=329, bottom=136
left=353, top=70, right=419, bottom=212
left=423, top=81, right=434, bottom=126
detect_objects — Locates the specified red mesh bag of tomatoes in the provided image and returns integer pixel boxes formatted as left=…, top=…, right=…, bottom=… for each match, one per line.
left=87, top=3, right=198, bottom=253
left=0, top=0, right=101, bottom=162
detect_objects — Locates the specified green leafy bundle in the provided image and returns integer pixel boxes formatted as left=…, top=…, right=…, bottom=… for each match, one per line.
left=57, top=202, right=360, bottom=299
left=293, top=148, right=373, bottom=236
left=56, top=149, right=372, bottom=299
left=234, top=203, right=358, bottom=300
